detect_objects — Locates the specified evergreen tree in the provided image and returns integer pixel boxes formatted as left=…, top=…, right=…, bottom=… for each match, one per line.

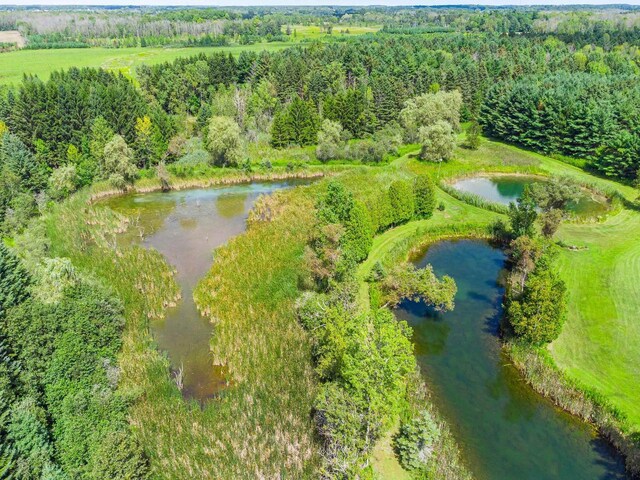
left=413, top=174, right=436, bottom=219
left=388, top=180, right=415, bottom=225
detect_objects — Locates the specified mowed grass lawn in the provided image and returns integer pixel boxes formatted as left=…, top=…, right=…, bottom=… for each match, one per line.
left=552, top=209, right=640, bottom=429
left=0, top=42, right=292, bottom=85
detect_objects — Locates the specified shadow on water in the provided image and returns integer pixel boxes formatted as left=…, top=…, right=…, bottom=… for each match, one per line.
left=395, top=239, right=627, bottom=480
left=105, top=180, right=308, bottom=404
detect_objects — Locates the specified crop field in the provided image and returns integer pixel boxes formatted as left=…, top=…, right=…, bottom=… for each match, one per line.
left=283, top=23, right=381, bottom=39
left=0, top=42, right=292, bottom=85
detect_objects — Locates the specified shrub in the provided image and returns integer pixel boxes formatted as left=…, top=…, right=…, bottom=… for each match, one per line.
left=393, top=410, right=441, bottom=472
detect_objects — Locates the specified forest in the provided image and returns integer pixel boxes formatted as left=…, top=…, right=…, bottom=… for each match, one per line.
left=0, top=4, right=639, bottom=480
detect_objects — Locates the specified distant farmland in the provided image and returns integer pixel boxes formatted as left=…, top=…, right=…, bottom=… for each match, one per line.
left=0, top=42, right=292, bottom=86
left=0, top=30, right=25, bottom=48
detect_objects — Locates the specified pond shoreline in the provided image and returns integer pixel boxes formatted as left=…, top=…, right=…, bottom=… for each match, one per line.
left=88, top=169, right=327, bottom=203
left=506, top=341, right=640, bottom=478
left=399, top=238, right=628, bottom=479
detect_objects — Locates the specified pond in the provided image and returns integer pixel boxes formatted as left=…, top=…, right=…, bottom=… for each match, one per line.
left=451, top=176, right=608, bottom=217
left=106, top=181, right=304, bottom=402
left=395, top=239, right=627, bottom=479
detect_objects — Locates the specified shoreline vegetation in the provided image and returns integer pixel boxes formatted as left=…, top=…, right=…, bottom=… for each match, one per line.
left=81, top=137, right=639, bottom=478
left=2, top=6, right=640, bottom=478
left=3, top=137, right=637, bottom=478
left=10, top=136, right=640, bottom=478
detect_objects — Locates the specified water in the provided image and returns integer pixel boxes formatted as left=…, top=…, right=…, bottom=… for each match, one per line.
left=106, top=181, right=303, bottom=401
left=452, top=176, right=608, bottom=217
left=395, top=239, right=627, bottom=480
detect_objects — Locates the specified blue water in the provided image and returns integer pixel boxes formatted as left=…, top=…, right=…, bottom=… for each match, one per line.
left=395, top=239, right=627, bottom=479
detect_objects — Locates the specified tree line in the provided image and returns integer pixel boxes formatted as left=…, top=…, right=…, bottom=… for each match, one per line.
left=481, top=72, right=640, bottom=180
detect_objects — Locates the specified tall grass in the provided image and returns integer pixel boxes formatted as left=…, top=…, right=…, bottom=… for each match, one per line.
left=437, top=182, right=510, bottom=214
left=35, top=185, right=322, bottom=479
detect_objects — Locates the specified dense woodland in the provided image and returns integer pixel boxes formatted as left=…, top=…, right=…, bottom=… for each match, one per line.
left=0, top=5, right=639, bottom=480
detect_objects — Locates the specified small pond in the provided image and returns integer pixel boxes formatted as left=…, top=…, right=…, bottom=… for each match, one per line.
left=451, top=176, right=608, bottom=217
left=395, top=239, right=627, bottom=479
left=106, top=181, right=304, bottom=401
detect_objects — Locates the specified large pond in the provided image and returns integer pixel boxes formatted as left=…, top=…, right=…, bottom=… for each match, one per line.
left=106, top=181, right=303, bottom=401
left=452, top=176, right=608, bottom=217
left=395, top=239, right=627, bottom=479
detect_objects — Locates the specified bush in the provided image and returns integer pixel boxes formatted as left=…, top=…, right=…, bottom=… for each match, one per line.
left=413, top=174, right=436, bottom=219
left=393, top=410, right=441, bottom=472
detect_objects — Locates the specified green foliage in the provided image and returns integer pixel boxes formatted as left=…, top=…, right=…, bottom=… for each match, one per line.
left=540, top=208, right=564, bottom=238
left=343, top=201, right=373, bottom=264
left=464, top=121, right=481, bottom=150
left=506, top=253, right=567, bottom=345
left=205, top=116, right=243, bottom=167
left=323, top=87, right=377, bottom=138
left=48, top=164, right=79, bottom=201
left=90, top=430, right=150, bottom=480
left=400, top=90, right=462, bottom=141
left=317, top=181, right=355, bottom=225
left=419, top=120, right=455, bottom=162
left=0, top=244, right=31, bottom=314
left=380, top=262, right=457, bottom=311
left=6, top=397, right=58, bottom=479
left=315, top=119, right=344, bottom=162
left=102, top=135, right=139, bottom=189
left=508, top=189, right=538, bottom=238
left=528, top=177, right=581, bottom=212
left=481, top=73, right=640, bottom=180
left=413, top=174, right=436, bottom=219
left=299, top=293, right=415, bottom=476
left=270, top=96, right=319, bottom=147
left=388, top=180, right=414, bottom=226
left=393, top=410, right=441, bottom=473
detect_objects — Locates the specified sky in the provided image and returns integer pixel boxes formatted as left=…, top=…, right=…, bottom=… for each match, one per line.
left=4, top=0, right=640, bottom=6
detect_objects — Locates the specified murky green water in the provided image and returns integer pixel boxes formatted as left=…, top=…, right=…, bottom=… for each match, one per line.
left=395, top=239, right=627, bottom=480
left=106, top=181, right=302, bottom=401
left=452, top=176, right=609, bottom=217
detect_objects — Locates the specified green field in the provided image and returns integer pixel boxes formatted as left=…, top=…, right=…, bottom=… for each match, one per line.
left=0, top=42, right=292, bottom=85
